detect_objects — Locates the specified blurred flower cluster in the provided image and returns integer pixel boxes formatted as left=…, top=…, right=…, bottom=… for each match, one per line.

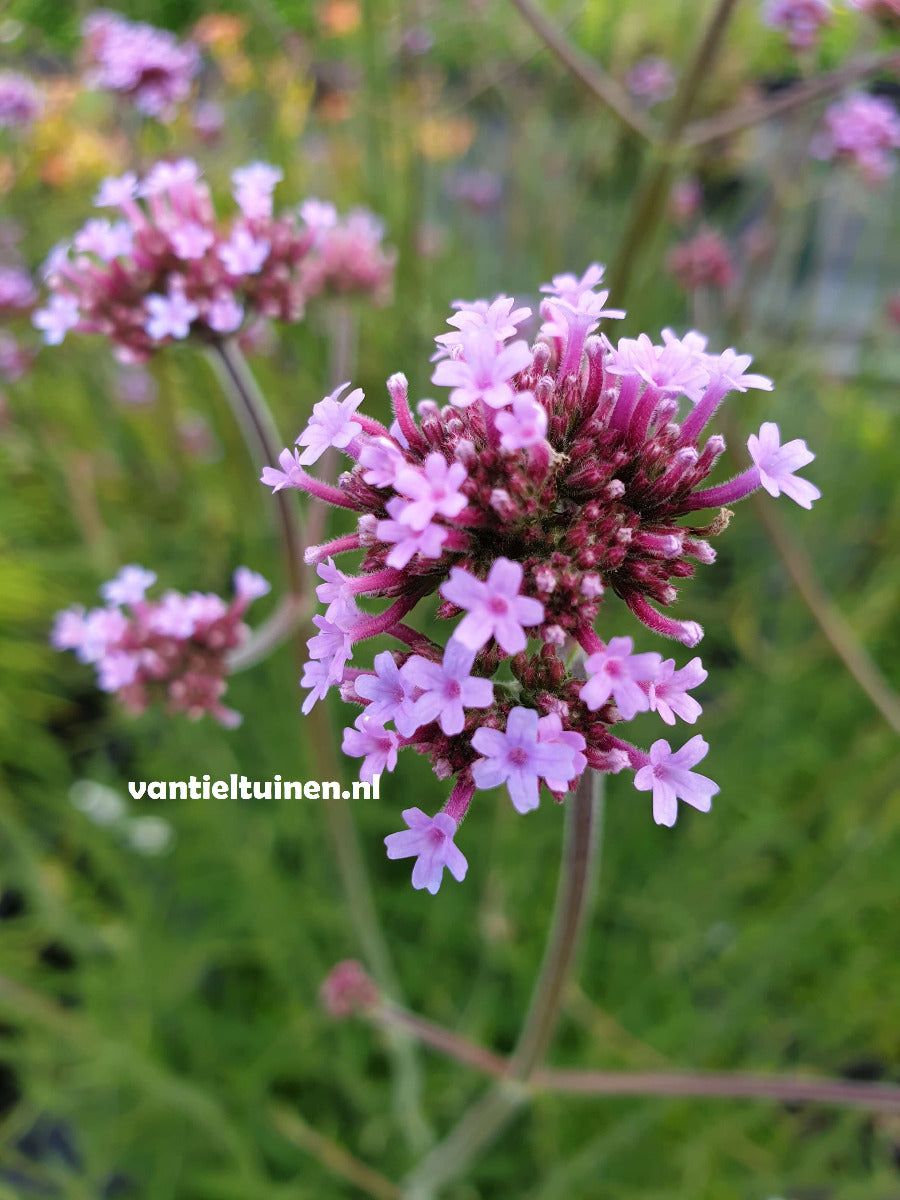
left=33, top=160, right=395, bottom=361
left=81, top=9, right=200, bottom=121
left=811, top=92, right=900, bottom=186
left=52, top=565, right=270, bottom=727
left=262, top=266, right=818, bottom=893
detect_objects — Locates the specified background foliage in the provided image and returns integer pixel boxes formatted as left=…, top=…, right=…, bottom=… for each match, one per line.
left=0, top=0, right=899, bottom=1196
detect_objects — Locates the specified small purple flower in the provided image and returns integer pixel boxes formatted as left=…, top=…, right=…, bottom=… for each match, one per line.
left=232, top=163, right=283, bottom=220
left=763, top=0, right=832, bottom=51
left=206, top=290, right=244, bottom=334
left=261, top=447, right=307, bottom=492
left=33, top=294, right=80, bottom=345
left=705, top=347, right=773, bottom=393
left=300, top=198, right=338, bottom=234
left=377, top=499, right=448, bottom=569
left=301, top=658, right=334, bottom=714
left=0, top=71, right=43, bottom=129
left=218, top=228, right=270, bottom=276
left=633, top=735, right=719, bottom=827
left=145, top=286, right=199, bottom=340
left=101, top=565, right=157, bottom=606
left=748, top=422, right=820, bottom=509
left=471, top=706, right=581, bottom=813
left=537, top=713, right=588, bottom=793
left=342, top=712, right=399, bottom=782
left=73, top=218, right=134, bottom=262
left=296, top=383, right=365, bottom=465
left=355, top=650, right=421, bottom=736
left=98, top=650, right=141, bottom=692
left=384, top=808, right=468, bottom=894
left=358, top=436, right=405, bottom=488
left=431, top=327, right=532, bottom=410
left=308, top=610, right=357, bottom=683
left=440, top=558, right=544, bottom=655
left=94, top=172, right=139, bottom=209
left=581, top=637, right=662, bottom=720
left=434, top=295, right=532, bottom=359
left=233, top=567, right=271, bottom=602
left=626, top=55, right=677, bottom=106
left=394, top=453, right=468, bottom=530
left=540, top=263, right=607, bottom=307
left=402, top=640, right=494, bottom=735
left=648, top=657, right=707, bottom=725
left=169, top=221, right=215, bottom=261
left=495, top=392, right=548, bottom=452
left=811, top=92, right=900, bottom=186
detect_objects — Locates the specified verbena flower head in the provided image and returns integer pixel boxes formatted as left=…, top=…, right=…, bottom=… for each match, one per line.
left=762, top=0, right=832, bottom=50
left=81, top=10, right=200, bottom=121
left=0, top=71, right=43, bottom=129
left=297, top=204, right=396, bottom=304
left=811, top=92, right=900, bottom=186
left=625, top=56, right=676, bottom=107
left=264, top=266, right=818, bottom=893
left=0, top=265, right=37, bottom=317
left=666, top=229, right=736, bottom=292
left=32, top=162, right=394, bottom=362
left=51, top=565, right=270, bottom=727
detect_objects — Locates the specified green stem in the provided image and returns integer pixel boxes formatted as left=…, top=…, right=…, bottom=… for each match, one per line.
left=402, top=771, right=604, bottom=1199
left=208, top=339, right=304, bottom=597
left=608, top=0, right=742, bottom=306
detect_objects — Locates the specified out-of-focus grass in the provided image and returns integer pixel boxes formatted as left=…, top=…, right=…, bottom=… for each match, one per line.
left=0, top=1, right=899, bottom=1197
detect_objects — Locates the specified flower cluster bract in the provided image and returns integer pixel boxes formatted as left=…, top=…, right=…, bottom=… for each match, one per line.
left=52, top=565, right=270, bottom=727
left=262, top=265, right=820, bottom=894
left=32, top=160, right=396, bottom=362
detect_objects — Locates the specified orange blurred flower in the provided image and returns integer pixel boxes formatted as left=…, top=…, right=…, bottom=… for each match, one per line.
left=318, top=0, right=362, bottom=36
left=416, top=115, right=476, bottom=162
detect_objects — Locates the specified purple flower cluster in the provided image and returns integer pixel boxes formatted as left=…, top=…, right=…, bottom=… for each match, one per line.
left=52, top=565, right=270, bottom=727
left=625, top=56, right=677, bottom=107
left=32, top=161, right=395, bottom=362
left=0, top=265, right=37, bottom=317
left=262, top=265, right=819, bottom=894
left=666, top=229, right=736, bottom=292
left=811, top=92, right=900, bottom=186
left=762, top=0, right=832, bottom=50
left=0, top=71, right=43, bottom=129
left=81, top=10, right=200, bottom=122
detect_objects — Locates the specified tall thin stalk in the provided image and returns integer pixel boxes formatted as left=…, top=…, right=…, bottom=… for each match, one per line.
left=402, top=771, right=604, bottom=1199
left=208, top=339, right=304, bottom=596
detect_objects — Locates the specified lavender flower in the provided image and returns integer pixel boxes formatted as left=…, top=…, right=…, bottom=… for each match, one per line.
left=262, top=268, right=818, bottom=891
left=52, top=566, right=269, bottom=726
left=762, top=0, right=832, bottom=50
left=384, top=809, right=468, bottom=894
left=811, top=92, right=900, bottom=186
left=32, top=160, right=394, bottom=362
left=633, top=736, right=719, bottom=827
left=0, top=71, right=42, bottom=128
left=625, top=56, right=676, bottom=107
left=81, top=10, right=200, bottom=121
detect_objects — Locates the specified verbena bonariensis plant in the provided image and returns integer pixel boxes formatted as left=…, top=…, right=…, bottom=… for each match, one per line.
left=52, top=566, right=270, bottom=727
left=32, top=161, right=396, bottom=362
left=261, top=266, right=820, bottom=894
left=761, top=0, right=832, bottom=51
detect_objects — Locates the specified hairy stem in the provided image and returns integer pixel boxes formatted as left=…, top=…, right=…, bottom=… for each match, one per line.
left=402, top=771, right=604, bottom=1199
